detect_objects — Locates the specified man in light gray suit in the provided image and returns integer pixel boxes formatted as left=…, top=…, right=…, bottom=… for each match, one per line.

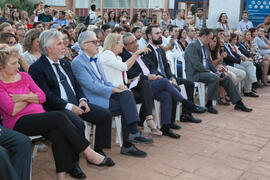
left=184, top=28, right=252, bottom=113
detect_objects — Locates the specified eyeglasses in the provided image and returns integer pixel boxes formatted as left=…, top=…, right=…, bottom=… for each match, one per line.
left=84, top=40, right=100, bottom=45
left=7, top=41, right=17, bottom=46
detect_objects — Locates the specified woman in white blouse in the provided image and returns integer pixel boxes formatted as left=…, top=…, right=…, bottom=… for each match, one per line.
left=216, top=13, right=231, bottom=31
left=100, top=33, right=162, bottom=135
left=22, top=29, right=41, bottom=65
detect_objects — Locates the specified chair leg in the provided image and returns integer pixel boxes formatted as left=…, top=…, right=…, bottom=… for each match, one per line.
left=32, top=144, right=39, bottom=158
left=175, top=102, right=181, bottom=121
left=92, top=125, right=96, bottom=148
left=84, top=121, right=90, bottom=142
left=114, top=116, right=122, bottom=147
left=154, top=100, right=161, bottom=129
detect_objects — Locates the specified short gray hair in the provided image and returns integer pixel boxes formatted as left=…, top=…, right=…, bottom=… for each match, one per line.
left=39, top=30, right=63, bottom=56
left=122, top=32, right=133, bottom=46
left=78, top=31, right=96, bottom=49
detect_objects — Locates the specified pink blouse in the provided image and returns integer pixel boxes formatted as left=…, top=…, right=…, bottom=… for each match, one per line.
left=0, top=72, right=46, bottom=130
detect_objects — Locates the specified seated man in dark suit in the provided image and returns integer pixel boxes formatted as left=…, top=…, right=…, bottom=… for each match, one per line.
left=184, top=28, right=252, bottom=113
left=28, top=30, right=112, bottom=179
left=143, top=25, right=205, bottom=124
left=120, top=32, right=207, bottom=138
left=0, top=126, right=31, bottom=180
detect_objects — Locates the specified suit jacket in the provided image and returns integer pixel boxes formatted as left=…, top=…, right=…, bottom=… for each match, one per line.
left=223, top=43, right=242, bottom=66
left=237, top=42, right=251, bottom=58
left=71, top=51, right=115, bottom=109
left=184, top=39, right=217, bottom=82
left=119, top=48, right=158, bottom=80
left=143, top=44, right=174, bottom=79
left=28, top=55, right=86, bottom=111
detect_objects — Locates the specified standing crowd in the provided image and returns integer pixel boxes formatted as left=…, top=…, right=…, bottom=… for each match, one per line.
left=0, top=1, right=270, bottom=180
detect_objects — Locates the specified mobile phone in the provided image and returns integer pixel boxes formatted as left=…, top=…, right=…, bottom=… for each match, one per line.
left=220, top=72, right=225, bottom=78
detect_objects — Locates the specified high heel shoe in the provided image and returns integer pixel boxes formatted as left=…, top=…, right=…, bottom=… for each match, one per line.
left=143, top=118, right=162, bottom=136
left=86, top=157, right=115, bottom=167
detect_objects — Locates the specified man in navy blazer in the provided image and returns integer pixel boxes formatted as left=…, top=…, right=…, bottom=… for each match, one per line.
left=143, top=25, right=204, bottom=124
left=29, top=30, right=112, bottom=179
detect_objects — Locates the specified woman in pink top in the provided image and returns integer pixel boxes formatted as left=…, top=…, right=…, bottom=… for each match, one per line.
left=0, top=45, right=114, bottom=180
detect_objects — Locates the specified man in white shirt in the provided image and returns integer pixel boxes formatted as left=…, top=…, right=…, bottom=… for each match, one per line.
left=88, top=4, right=96, bottom=24
left=237, top=11, right=253, bottom=32
left=138, top=26, right=148, bottom=50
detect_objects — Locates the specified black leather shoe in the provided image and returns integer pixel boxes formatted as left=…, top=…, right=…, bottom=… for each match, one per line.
left=207, top=106, right=218, bottom=114
left=244, top=92, right=259, bottom=98
left=87, top=157, right=115, bottom=167
left=68, top=163, right=86, bottom=179
left=234, top=104, right=253, bottom=112
left=193, top=106, right=207, bottom=113
left=120, top=144, right=147, bottom=157
left=180, top=114, right=202, bottom=123
left=160, top=128, right=180, bottom=139
left=170, top=122, right=181, bottom=129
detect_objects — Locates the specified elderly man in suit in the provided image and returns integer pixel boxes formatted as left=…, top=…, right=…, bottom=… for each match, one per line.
left=143, top=25, right=205, bottom=125
left=71, top=31, right=153, bottom=158
left=184, top=28, right=252, bottom=113
left=0, top=126, right=31, bottom=180
left=29, top=30, right=112, bottom=179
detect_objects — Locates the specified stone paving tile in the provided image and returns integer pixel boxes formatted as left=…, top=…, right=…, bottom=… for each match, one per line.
left=238, top=172, right=270, bottom=180
left=32, top=87, right=270, bottom=180
left=172, top=172, right=213, bottom=180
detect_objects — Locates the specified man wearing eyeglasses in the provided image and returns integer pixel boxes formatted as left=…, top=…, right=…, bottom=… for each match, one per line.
left=29, top=30, right=112, bottom=179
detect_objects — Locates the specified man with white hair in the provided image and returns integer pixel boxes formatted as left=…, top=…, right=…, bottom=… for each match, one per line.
left=29, top=29, right=113, bottom=179
left=72, top=31, right=153, bottom=158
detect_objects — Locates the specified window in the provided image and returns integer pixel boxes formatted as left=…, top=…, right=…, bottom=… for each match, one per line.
left=103, top=0, right=130, bottom=8
left=45, top=0, right=65, bottom=6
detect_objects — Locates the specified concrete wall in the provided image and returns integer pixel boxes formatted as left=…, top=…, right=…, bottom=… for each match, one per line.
left=207, top=0, right=241, bottom=30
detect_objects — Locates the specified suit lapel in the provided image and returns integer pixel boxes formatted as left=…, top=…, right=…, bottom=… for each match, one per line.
left=81, top=52, right=105, bottom=81
left=41, top=56, right=58, bottom=84
left=148, top=44, right=158, bottom=66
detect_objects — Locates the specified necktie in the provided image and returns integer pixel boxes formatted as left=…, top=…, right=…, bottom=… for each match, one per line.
left=90, top=57, right=98, bottom=62
left=202, top=46, right=210, bottom=71
left=155, top=48, right=166, bottom=77
left=53, top=63, right=78, bottom=105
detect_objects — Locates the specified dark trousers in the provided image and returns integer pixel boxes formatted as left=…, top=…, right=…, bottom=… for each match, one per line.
left=132, top=79, right=154, bottom=124
left=171, top=78, right=195, bottom=121
left=220, top=75, right=242, bottom=104
left=109, top=90, right=140, bottom=142
left=254, top=62, right=262, bottom=82
left=0, top=127, right=31, bottom=180
left=14, top=111, right=90, bottom=173
left=67, top=103, right=112, bottom=151
left=150, top=78, right=185, bottom=125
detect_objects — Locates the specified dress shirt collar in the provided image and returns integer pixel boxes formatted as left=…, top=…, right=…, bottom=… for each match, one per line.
left=150, top=43, right=159, bottom=51
left=197, top=38, right=204, bottom=47
left=46, top=56, right=60, bottom=65
left=84, top=52, right=98, bottom=61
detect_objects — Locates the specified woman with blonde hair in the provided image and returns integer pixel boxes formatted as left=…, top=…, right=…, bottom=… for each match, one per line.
left=100, top=33, right=162, bottom=135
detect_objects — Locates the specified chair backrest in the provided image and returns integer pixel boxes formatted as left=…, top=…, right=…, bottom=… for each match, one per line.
left=166, top=51, right=186, bottom=79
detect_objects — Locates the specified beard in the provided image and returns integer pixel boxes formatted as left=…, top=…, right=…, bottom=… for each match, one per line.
left=152, top=38, right=162, bottom=45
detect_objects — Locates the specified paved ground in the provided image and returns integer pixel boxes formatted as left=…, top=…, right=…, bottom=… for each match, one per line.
left=32, top=87, right=270, bottom=180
